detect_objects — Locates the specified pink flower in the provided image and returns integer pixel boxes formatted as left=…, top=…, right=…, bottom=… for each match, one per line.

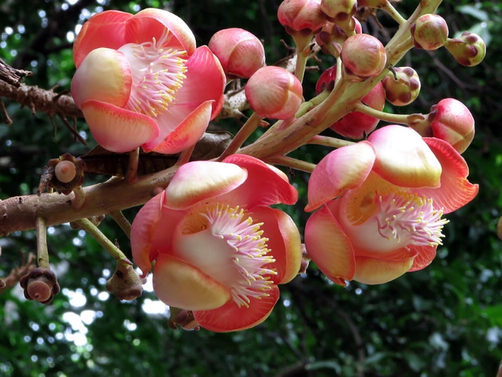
left=131, top=154, right=302, bottom=332
left=71, top=9, right=225, bottom=153
left=305, top=125, right=478, bottom=285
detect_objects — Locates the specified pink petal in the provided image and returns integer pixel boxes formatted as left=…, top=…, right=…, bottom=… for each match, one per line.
left=305, top=141, right=376, bottom=212
left=153, top=254, right=231, bottom=310
left=144, top=100, right=213, bottom=154
left=81, top=100, right=159, bottom=153
left=164, top=161, right=248, bottom=210
left=131, top=192, right=164, bottom=276
left=353, top=255, right=415, bottom=284
left=412, top=137, right=479, bottom=214
left=408, top=245, right=437, bottom=272
left=170, top=46, right=226, bottom=120
left=194, top=285, right=280, bottom=332
left=73, top=10, right=132, bottom=68
left=250, top=206, right=302, bottom=285
left=221, top=154, right=298, bottom=207
left=131, top=192, right=186, bottom=276
left=125, top=9, right=196, bottom=55
left=304, top=205, right=355, bottom=286
left=368, top=125, right=442, bottom=188
left=71, top=48, right=132, bottom=108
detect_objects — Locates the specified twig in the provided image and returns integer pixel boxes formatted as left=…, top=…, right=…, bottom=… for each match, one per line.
left=109, top=210, right=132, bottom=239
left=57, top=112, right=87, bottom=145
left=0, top=58, right=33, bottom=87
left=0, top=98, right=12, bottom=125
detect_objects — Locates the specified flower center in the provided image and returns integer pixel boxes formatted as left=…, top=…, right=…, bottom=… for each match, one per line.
left=340, top=189, right=448, bottom=253
left=120, top=29, right=187, bottom=117
left=179, top=203, right=276, bottom=308
left=375, top=192, right=448, bottom=247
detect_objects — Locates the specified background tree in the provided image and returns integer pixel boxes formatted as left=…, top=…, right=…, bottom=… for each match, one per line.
left=0, top=0, right=501, bottom=376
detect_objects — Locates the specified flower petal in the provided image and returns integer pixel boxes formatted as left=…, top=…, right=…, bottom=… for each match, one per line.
left=144, top=100, right=213, bottom=154
left=368, top=125, right=442, bottom=188
left=304, top=205, right=355, bottom=286
left=73, top=10, right=132, bottom=68
left=154, top=254, right=231, bottom=310
left=194, top=285, right=279, bottom=332
left=81, top=100, right=159, bottom=153
left=412, top=137, right=479, bottom=214
left=125, top=8, right=196, bottom=55
left=164, top=161, right=247, bottom=210
left=170, top=46, right=226, bottom=119
left=353, top=255, right=415, bottom=284
left=250, top=206, right=302, bottom=285
left=131, top=192, right=164, bottom=276
left=408, top=245, right=437, bottom=272
left=71, top=48, right=132, bottom=108
left=305, top=141, right=376, bottom=212
left=221, top=154, right=298, bottom=207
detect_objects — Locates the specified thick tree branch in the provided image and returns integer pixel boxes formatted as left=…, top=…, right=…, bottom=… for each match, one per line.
left=0, top=80, right=82, bottom=119
left=0, top=166, right=177, bottom=236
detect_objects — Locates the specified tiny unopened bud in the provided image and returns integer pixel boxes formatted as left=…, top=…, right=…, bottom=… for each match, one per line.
left=19, top=268, right=60, bottom=305
left=278, top=0, right=327, bottom=35
left=382, top=66, right=421, bottom=106
left=106, top=263, right=145, bottom=301
left=320, top=0, right=357, bottom=23
left=427, top=98, right=475, bottom=154
left=208, top=28, right=265, bottom=79
left=316, top=66, right=386, bottom=139
left=245, top=66, right=303, bottom=119
left=445, top=32, right=486, bottom=67
left=411, top=14, right=449, bottom=50
left=341, top=34, right=387, bottom=80
left=55, top=160, right=77, bottom=183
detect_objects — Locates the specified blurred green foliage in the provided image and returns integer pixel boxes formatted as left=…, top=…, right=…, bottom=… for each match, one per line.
left=0, top=0, right=501, bottom=376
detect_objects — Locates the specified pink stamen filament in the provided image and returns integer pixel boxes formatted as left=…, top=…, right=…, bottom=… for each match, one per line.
left=202, top=203, right=276, bottom=308
left=124, top=29, right=188, bottom=117
left=376, top=192, right=449, bottom=247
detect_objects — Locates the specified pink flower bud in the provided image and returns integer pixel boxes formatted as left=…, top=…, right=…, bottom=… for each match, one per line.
left=208, top=28, right=265, bottom=78
left=341, top=34, right=387, bottom=80
left=445, top=32, right=486, bottom=67
left=278, top=0, right=326, bottom=35
left=428, top=98, right=475, bottom=154
left=382, top=66, right=421, bottom=106
left=245, top=66, right=303, bottom=119
left=320, top=0, right=357, bottom=23
left=316, top=66, right=385, bottom=139
left=315, top=17, right=361, bottom=56
left=410, top=14, right=448, bottom=50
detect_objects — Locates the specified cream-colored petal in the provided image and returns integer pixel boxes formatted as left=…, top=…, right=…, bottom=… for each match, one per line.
left=153, top=254, right=230, bottom=310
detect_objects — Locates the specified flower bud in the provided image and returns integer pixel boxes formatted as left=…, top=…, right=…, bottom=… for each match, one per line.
left=106, top=263, right=145, bottom=301
left=42, top=153, right=85, bottom=195
left=278, top=0, right=326, bottom=35
left=168, top=308, right=201, bottom=331
left=316, top=66, right=386, bottom=139
left=445, top=32, right=486, bottom=67
left=315, top=18, right=361, bottom=57
left=410, top=14, right=448, bottom=50
left=208, top=28, right=265, bottom=79
left=321, top=0, right=357, bottom=23
left=245, top=66, right=303, bottom=119
left=341, top=34, right=387, bottom=80
left=19, top=268, right=60, bottom=305
left=382, top=66, right=421, bottom=106
left=427, top=98, right=475, bottom=154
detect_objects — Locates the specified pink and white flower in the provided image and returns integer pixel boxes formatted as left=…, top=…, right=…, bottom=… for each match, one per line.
left=71, top=9, right=225, bottom=153
left=305, top=125, right=478, bottom=285
left=131, top=154, right=302, bottom=332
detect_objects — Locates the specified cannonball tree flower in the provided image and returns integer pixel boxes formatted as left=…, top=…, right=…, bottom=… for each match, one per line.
left=131, top=154, right=302, bottom=332
left=304, top=125, right=478, bottom=285
left=71, top=9, right=225, bottom=153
